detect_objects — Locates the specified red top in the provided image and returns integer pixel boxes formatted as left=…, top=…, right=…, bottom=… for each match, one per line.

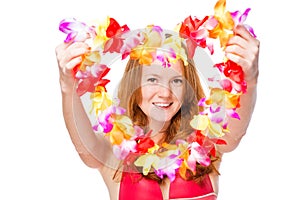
left=119, top=172, right=217, bottom=200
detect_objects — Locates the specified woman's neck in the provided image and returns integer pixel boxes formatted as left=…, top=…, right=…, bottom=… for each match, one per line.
left=148, top=119, right=170, bottom=144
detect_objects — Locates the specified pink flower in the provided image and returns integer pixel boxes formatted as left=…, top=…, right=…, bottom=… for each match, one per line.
left=154, top=154, right=182, bottom=182
left=119, top=32, right=145, bottom=60
left=187, top=142, right=211, bottom=171
left=179, top=16, right=217, bottom=58
left=113, top=139, right=137, bottom=160
left=59, top=18, right=95, bottom=42
left=93, top=105, right=126, bottom=133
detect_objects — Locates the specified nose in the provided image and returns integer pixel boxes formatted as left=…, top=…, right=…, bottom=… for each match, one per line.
left=157, top=83, right=172, bottom=97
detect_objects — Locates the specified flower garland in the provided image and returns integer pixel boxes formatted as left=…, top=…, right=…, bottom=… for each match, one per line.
left=59, top=0, right=256, bottom=182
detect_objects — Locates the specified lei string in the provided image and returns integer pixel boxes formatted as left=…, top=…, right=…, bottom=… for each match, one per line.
left=59, top=0, right=256, bottom=182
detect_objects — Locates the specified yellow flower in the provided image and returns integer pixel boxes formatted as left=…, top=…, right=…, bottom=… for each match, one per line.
left=83, top=51, right=101, bottom=66
left=109, top=124, right=125, bottom=145
left=114, top=115, right=135, bottom=138
left=93, top=17, right=110, bottom=48
left=77, top=51, right=101, bottom=72
left=147, top=144, right=160, bottom=154
left=162, top=36, right=188, bottom=66
left=209, top=88, right=241, bottom=109
left=190, top=115, right=210, bottom=131
left=177, top=142, right=191, bottom=178
left=190, top=114, right=224, bottom=138
left=134, top=154, right=160, bottom=175
left=130, top=47, right=155, bottom=65
left=208, top=121, right=224, bottom=137
left=90, top=86, right=112, bottom=115
left=108, top=116, right=134, bottom=145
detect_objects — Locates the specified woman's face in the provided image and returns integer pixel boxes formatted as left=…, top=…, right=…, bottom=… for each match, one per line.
left=138, top=60, right=184, bottom=123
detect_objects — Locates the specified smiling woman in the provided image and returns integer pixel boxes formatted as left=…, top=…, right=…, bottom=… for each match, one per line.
left=138, top=62, right=184, bottom=128
left=116, top=54, right=217, bottom=200
left=55, top=0, right=259, bottom=199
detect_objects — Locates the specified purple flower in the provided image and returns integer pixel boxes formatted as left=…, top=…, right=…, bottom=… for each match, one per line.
left=59, top=18, right=95, bottom=42
left=154, top=154, right=183, bottom=182
left=93, top=105, right=126, bottom=133
left=231, top=8, right=256, bottom=38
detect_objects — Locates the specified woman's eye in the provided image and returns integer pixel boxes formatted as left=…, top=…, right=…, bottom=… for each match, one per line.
left=147, top=78, right=158, bottom=83
left=172, top=78, right=183, bottom=86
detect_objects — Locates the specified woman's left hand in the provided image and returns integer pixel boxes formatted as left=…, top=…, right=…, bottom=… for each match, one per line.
left=225, top=25, right=260, bottom=85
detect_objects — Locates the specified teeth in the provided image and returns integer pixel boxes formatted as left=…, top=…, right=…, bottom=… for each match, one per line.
left=154, top=103, right=171, bottom=107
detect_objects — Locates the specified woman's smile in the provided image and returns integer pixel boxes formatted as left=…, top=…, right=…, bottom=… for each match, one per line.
left=152, top=102, right=173, bottom=109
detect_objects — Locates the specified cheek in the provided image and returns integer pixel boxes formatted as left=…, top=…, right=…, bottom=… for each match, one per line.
left=141, top=85, right=156, bottom=100
left=139, top=87, right=154, bottom=115
left=139, top=86, right=152, bottom=110
left=172, top=87, right=184, bottom=103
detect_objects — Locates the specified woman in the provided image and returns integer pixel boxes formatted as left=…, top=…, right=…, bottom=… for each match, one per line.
left=55, top=19, right=259, bottom=199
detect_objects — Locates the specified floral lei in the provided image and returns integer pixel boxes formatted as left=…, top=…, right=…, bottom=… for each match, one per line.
left=59, top=0, right=256, bottom=182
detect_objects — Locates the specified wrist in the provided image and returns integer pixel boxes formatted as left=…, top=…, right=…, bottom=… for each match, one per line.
left=246, top=79, right=258, bottom=89
left=59, top=77, right=77, bottom=95
left=245, top=71, right=259, bottom=88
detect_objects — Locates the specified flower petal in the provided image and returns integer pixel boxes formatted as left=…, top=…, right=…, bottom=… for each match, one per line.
left=190, top=115, right=209, bottom=131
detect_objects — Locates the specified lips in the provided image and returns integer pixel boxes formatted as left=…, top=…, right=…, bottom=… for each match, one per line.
left=152, top=102, right=173, bottom=108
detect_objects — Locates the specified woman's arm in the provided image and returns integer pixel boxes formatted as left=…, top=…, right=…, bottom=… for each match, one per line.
left=56, top=41, right=119, bottom=169
left=217, top=25, right=260, bottom=153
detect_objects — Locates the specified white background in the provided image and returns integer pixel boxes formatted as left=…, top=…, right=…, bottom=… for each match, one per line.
left=1, top=0, right=299, bottom=199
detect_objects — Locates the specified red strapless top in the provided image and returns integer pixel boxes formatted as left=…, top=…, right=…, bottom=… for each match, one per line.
left=119, top=172, right=217, bottom=200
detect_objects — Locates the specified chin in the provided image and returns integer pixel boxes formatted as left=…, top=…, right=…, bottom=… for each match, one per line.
left=146, top=105, right=181, bottom=123
left=149, top=112, right=176, bottom=123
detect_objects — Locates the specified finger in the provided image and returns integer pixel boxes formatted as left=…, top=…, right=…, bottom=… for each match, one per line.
left=55, top=42, right=69, bottom=60
left=65, top=56, right=82, bottom=72
left=58, top=42, right=89, bottom=66
left=225, top=52, right=249, bottom=70
left=225, top=50, right=259, bottom=82
left=68, top=41, right=90, bottom=53
left=234, top=25, right=254, bottom=42
left=225, top=43, right=255, bottom=62
left=55, top=42, right=77, bottom=62
left=56, top=41, right=89, bottom=57
left=226, top=32, right=260, bottom=64
left=64, top=43, right=90, bottom=62
left=225, top=44, right=245, bottom=59
left=59, top=57, right=82, bottom=80
left=58, top=54, right=82, bottom=73
left=56, top=35, right=78, bottom=53
left=62, top=31, right=90, bottom=44
left=233, top=25, right=260, bottom=50
left=73, top=31, right=92, bottom=42
left=226, top=35, right=248, bottom=50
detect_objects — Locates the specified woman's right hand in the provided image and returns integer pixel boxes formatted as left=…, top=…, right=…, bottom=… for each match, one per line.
left=55, top=41, right=90, bottom=94
left=55, top=40, right=113, bottom=169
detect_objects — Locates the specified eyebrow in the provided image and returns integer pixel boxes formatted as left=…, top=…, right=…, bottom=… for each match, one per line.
left=143, top=74, right=183, bottom=79
left=144, top=73, right=161, bottom=78
left=144, top=72, right=183, bottom=78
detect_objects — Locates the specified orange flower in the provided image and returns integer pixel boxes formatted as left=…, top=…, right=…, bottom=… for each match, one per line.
left=209, top=0, right=235, bottom=47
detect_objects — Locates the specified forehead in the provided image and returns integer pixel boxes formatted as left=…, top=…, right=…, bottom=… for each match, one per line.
left=142, top=60, right=183, bottom=76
